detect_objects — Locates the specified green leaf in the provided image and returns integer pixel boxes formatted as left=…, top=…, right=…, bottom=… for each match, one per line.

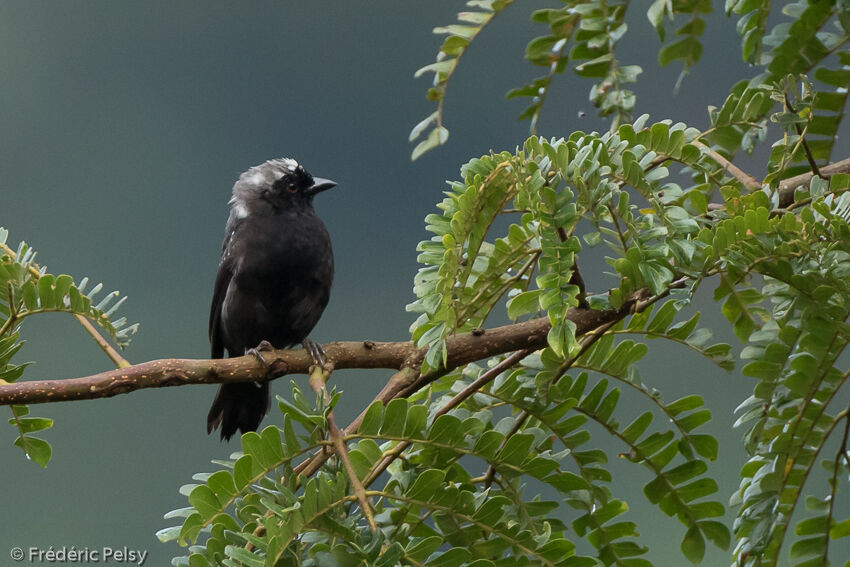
left=666, top=395, right=703, bottom=417
left=659, top=37, right=703, bottom=68
left=405, top=536, right=443, bottom=562
left=507, top=289, right=542, bottom=319
left=380, top=398, right=408, bottom=437
left=223, top=546, right=264, bottom=567
left=8, top=416, right=53, bottom=434
left=359, top=401, right=384, bottom=435
left=789, top=536, right=825, bottom=558
left=178, top=513, right=203, bottom=545
left=496, top=433, right=535, bottom=466
left=206, top=470, right=237, bottom=502
left=830, top=518, right=850, bottom=539
left=233, top=454, right=258, bottom=490
left=621, top=412, right=653, bottom=443
left=13, top=435, right=51, bottom=467
left=681, top=525, right=706, bottom=564
left=406, top=469, right=445, bottom=501
left=188, top=485, right=221, bottom=521
left=428, top=548, right=472, bottom=567
left=412, top=126, right=449, bottom=161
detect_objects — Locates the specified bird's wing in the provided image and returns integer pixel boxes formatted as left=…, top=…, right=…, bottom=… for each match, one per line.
left=209, top=218, right=239, bottom=358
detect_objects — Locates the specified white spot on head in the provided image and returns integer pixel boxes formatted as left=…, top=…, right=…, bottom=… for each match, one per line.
left=274, top=157, right=299, bottom=172
left=229, top=157, right=302, bottom=216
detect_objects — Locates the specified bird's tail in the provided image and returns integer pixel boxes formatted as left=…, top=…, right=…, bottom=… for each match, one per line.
left=207, top=382, right=270, bottom=441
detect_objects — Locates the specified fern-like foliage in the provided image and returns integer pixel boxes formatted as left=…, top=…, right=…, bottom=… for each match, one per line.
left=166, top=117, right=759, bottom=565
left=412, top=0, right=850, bottom=172
left=701, top=80, right=773, bottom=158
left=510, top=0, right=640, bottom=131
left=717, top=178, right=850, bottom=565
left=409, top=0, right=516, bottom=159
left=412, top=0, right=727, bottom=158
left=741, top=0, right=850, bottom=181
left=0, top=228, right=137, bottom=466
left=646, top=0, right=711, bottom=89
left=151, top=4, right=850, bottom=566
left=163, top=320, right=732, bottom=567
left=725, top=0, right=770, bottom=64
left=165, top=108, right=850, bottom=565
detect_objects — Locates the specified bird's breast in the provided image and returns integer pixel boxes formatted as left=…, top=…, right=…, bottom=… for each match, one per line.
left=219, top=210, right=333, bottom=351
left=234, top=211, right=332, bottom=276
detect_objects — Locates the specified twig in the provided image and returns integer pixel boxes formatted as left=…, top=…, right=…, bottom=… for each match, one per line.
left=307, top=364, right=376, bottom=532
left=483, top=317, right=621, bottom=488
left=825, top=411, right=850, bottom=565
left=0, top=240, right=129, bottom=369
left=360, top=349, right=532, bottom=488
left=74, top=315, right=130, bottom=368
left=784, top=92, right=820, bottom=178
left=695, top=142, right=761, bottom=191
left=294, top=366, right=421, bottom=479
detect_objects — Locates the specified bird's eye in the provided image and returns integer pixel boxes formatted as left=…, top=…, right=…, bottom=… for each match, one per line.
left=287, top=183, right=298, bottom=193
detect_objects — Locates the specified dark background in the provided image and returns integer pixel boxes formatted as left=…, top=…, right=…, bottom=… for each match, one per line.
left=0, top=2, right=810, bottom=565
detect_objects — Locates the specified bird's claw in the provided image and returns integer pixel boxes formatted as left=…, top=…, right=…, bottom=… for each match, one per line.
left=246, top=340, right=275, bottom=368
left=302, top=338, right=326, bottom=368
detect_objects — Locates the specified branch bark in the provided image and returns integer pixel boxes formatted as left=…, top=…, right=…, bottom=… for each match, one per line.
left=0, top=297, right=644, bottom=407
left=702, top=156, right=850, bottom=214
left=778, top=156, right=850, bottom=208
left=695, top=142, right=760, bottom=191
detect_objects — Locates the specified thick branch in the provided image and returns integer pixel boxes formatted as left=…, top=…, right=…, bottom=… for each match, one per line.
left=0, top=303, right=637, bottom=407
left=704, top=156, right=850, bottom=214
left=778, top=156, right=850, bottom=208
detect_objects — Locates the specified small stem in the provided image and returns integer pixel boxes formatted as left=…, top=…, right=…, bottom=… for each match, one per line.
left=825, top=411, right=850, bottom=565
left=0, top=314, right=16, bottom=338
left=784, top=92, right=820, bottom=178
left=361, top=349, right=530, bottom=489
left=695, top=142, right=761, bottom=191
left=0, top=241, right=129, bottom=368
left=484, top=317, right=618, bottom=487
left=308, top=364, right=376, bottom=532
left=607, top=203, right=629, bottom=253
left=74, top=315, right=130, bottom=368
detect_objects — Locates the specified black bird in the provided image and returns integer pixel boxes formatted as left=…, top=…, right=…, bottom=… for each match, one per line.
left=207, top=158, right=335, bottom=441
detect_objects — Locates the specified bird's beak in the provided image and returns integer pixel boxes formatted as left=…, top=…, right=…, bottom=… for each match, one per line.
left=308, top=177, right=336, bottom=196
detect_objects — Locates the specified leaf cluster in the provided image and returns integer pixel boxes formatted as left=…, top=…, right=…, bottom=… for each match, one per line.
left=6, top=2, right=850, bottom=567
left=0, top=228, right=136, bottom=466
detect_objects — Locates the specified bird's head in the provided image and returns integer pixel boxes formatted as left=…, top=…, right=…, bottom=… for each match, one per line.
left=230, top=157, right=335, bottom=217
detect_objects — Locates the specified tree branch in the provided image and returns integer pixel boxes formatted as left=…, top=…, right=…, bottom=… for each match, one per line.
left=704, top=156, right=850, bottom=214
left=778, top=156, right=850, bottom=208
left=695, top=142, right=761, bottom=191
left=0, top=297, right=646, bottom=407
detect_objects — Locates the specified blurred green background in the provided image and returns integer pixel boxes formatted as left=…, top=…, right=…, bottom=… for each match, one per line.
left=0, top=1, right=790, bottom=564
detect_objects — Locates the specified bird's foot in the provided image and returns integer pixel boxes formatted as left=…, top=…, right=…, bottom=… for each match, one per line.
left=302, top=338, right=326, bottom=369
left=246, top=340, right=276, bottom=369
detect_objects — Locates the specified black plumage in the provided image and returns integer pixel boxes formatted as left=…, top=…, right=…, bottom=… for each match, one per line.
left=207, top=158, right=335, bottom=441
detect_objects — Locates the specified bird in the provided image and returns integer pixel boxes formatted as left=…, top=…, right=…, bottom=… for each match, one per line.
left=207, top=157, right=336, bottom=441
